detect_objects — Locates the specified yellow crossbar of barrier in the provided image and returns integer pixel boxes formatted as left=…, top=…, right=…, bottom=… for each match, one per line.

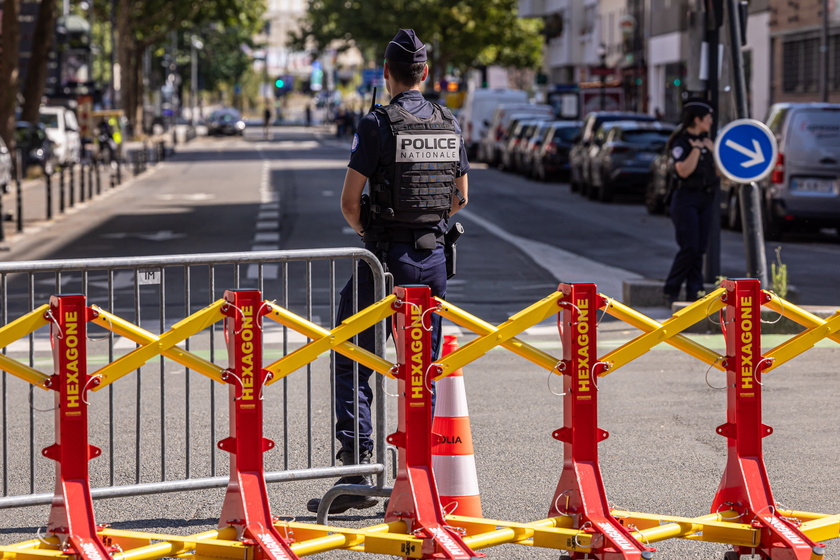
left=102, top=527, right=239, bottom=560
left=90, top=306, right=226, bottom=386
left=432, top=291, right=566, bottom=379
left=448, top=515, right=592, bottom=552
left=92, top=300, right=227, bottom=387
left=283, top=521, right=423, bottom=557
left=262, top=297, right=396, bottom=382
left=0, top=304, right=51, bottom=388
left=603, top=298, right=725, bottom=374
left=799, top=514, right=840, bottom=543
left=599, top=288, right=726, bottom=375
left=763, top=311, right=840, bottom=373
left=764, top=294, right=840, bottom=345
left=434, top=297, right=562, bottom=375
left=612, top=510, right=758, bottom=547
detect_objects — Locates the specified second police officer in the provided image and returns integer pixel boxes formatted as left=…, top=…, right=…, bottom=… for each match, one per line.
left=663, top=98, right=719, bottom=306
left=307, top=28, right=470, bottom=514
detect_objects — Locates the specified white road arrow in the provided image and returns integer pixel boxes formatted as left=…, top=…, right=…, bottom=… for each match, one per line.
left=725, top=138, right=765, bottom=168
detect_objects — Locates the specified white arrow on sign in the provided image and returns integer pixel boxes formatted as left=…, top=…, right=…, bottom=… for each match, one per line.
left=724, top=138, right=765, bottom=168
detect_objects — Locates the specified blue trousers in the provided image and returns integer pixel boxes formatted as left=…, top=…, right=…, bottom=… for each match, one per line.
left=334, top=242, right=447, bottom=456
left=664, top=188, right=715, bottom=301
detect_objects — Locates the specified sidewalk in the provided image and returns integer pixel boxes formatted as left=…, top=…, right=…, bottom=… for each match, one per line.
left=0, top=133, right=181, bottom=256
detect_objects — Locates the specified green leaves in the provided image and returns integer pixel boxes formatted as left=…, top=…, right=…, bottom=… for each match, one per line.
left=291, top=0, right=542, bottom=74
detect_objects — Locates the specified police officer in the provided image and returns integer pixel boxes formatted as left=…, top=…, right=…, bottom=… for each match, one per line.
left=663, top=98, right=718, bottom=305
left=306, top=28, right=469, bottom=514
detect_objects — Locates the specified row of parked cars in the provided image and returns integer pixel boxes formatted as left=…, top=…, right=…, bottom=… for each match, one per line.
left=471, top=96, right=840, bottom=239
left=472, top=102, right=675, bottom=206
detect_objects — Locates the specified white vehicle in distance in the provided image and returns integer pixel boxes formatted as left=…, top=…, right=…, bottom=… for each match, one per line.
left=39, top=106, right=82, bottom=166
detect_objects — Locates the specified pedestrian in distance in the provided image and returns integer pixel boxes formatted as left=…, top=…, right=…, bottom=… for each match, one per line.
left=662, top=98, right=719, bottom=306
left=263, top=104, right=272, bottom=139
left=306, top=27, right=470, bottom=515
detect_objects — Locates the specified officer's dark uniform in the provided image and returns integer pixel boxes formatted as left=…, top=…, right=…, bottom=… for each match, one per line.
left=307, top=29, right=469, bottom=515
left=663, top=105, right=718, bottom=302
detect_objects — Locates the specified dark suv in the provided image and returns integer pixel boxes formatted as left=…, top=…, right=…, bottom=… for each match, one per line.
left=569, top=111, right=656, bottom=193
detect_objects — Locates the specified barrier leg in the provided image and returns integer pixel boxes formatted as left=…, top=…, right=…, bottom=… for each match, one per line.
left=711, top=279, right=824, bottom=560
left=42, top=295, right=112, bottom=560
left=548, top=283, right=654, bottom=560
left=386, top=285, right=482, bottom=560
left=218, top=290, right=301, bottom=560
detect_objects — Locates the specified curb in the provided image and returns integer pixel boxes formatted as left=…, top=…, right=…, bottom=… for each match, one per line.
left=623, top=279, right=835, bottom=335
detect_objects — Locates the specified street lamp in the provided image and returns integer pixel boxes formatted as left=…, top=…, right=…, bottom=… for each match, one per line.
left=596, top=44, right=607, bottom=110
left=190, top=35, right=204, bottom=126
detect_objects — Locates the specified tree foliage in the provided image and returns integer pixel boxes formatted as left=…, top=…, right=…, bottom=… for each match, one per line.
left=115, top=0, right=264, bottom=132
left=289, top=0, right=542, bottom=80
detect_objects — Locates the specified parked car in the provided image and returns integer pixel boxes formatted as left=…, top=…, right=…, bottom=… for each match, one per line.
left=207, top=108, right=246, bottom=136
left=38, top=106, right=81, bottom=166
left=645, top=150, right=674, bottom=215
left=533, top=120, right=582, bottom=182
left=15, top=121, right=58, bottom=176
left=590, top=121, right=675, bottom=202
left=569, top=111, right=656, bottom=193
left=459, top=88, right=528, bottom=159
left=520, top=120, right=556, bottom=178
left=500, top=118, right=542, bottom=172
left=508, top=119, right=545, bottom=174
left=479, top=103, right=555, bottom=165
left=739, top=102, right=840, bottom=239
left=0, top=136, right=12, bottom=193
left=579, top=121, right=625, bottom=198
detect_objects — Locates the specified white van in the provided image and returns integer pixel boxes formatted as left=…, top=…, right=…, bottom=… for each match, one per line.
left=39, top=106, right=81, bottom=166
left=459, top=88, right=528, bottom=159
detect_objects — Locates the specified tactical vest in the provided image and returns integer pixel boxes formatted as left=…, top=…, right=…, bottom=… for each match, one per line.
left=369, top=103, right=459, bottom=226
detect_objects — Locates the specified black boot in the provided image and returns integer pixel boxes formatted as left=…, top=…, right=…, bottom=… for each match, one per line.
left=306, top=450, right=378, bottom=514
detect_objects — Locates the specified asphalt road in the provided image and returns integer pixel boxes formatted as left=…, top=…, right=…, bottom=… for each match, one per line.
left=0, top=127, right=838, bottom=560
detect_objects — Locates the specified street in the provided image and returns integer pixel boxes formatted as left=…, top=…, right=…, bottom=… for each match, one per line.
left=5, top=124, right=839, bottom=318
left=0, top=126, right=839, bottom=560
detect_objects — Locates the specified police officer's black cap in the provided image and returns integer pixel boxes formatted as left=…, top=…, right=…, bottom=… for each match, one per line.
left=683, top=97, right=713, bottom=117
left=384, top=29, right=427, bottom=64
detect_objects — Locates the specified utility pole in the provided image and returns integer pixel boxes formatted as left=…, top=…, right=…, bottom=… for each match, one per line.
left=728, top=0, right=769, bottom=287
left=704, top=0, right=722, bottom=284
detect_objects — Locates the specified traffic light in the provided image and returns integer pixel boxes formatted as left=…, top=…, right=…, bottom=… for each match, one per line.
left=274, top=75, right=294, bottom=97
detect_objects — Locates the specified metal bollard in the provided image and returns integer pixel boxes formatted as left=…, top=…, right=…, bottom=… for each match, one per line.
left=95, top=160, right=101, bottom=195
left=59, top=166, right=66, bottom=213
left=88, top=161, right=94, bottom=199
left=79, top=162, right=86, bottom=203
left=116, top=157, right=122, bottom=185
left=68, top=164, right=75, bottom=206
left=46, top=171, right=53, bottom=220
left=15, top=151, right=23, bottom=233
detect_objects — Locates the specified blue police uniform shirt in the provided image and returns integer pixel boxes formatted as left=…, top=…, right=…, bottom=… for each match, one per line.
left=349, top=90, right=470, bottom=179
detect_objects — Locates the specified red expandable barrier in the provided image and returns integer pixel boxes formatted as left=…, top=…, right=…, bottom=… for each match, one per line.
left=218, top=290, right=301, bottom=560
left=43, top=294, right=114, bottom=560
left=548, top=283, right=654, bottom=560
left=711, top=279, right=824, bottom=560
left=385, top=285, right=482, bottom=560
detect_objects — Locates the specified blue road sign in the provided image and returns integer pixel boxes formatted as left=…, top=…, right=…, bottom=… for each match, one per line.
left=713, top=118, right=778, bottom=184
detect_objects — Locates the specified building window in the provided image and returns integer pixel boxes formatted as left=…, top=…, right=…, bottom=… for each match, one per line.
left=832, top=34, right=840, bottom=91
left=782, top=36, right=819, bottom=93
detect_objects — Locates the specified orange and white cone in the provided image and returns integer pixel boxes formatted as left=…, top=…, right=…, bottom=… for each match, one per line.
left=432, top=334, right=482, bottom=522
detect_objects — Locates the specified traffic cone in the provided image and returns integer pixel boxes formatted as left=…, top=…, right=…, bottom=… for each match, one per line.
left=432, top=334, right=482, bottom=526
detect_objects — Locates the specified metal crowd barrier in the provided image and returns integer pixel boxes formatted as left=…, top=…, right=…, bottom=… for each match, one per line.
left=0, top=249, right=387, bottom=508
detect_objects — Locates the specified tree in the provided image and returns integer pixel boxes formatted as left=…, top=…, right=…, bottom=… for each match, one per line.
left=289, top=0, right=542, bottom=83
left=20, top=0, right=57, bottom=123
left=114, top=0, right=264, bottom=134
left=0, top=0, right=22, bottom=153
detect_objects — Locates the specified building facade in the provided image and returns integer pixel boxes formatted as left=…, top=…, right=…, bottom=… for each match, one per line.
left=769, top=0, right=840, bottom=105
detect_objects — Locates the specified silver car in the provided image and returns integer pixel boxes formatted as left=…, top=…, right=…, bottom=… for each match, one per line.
left=759, top=103, right=840, bottom=239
